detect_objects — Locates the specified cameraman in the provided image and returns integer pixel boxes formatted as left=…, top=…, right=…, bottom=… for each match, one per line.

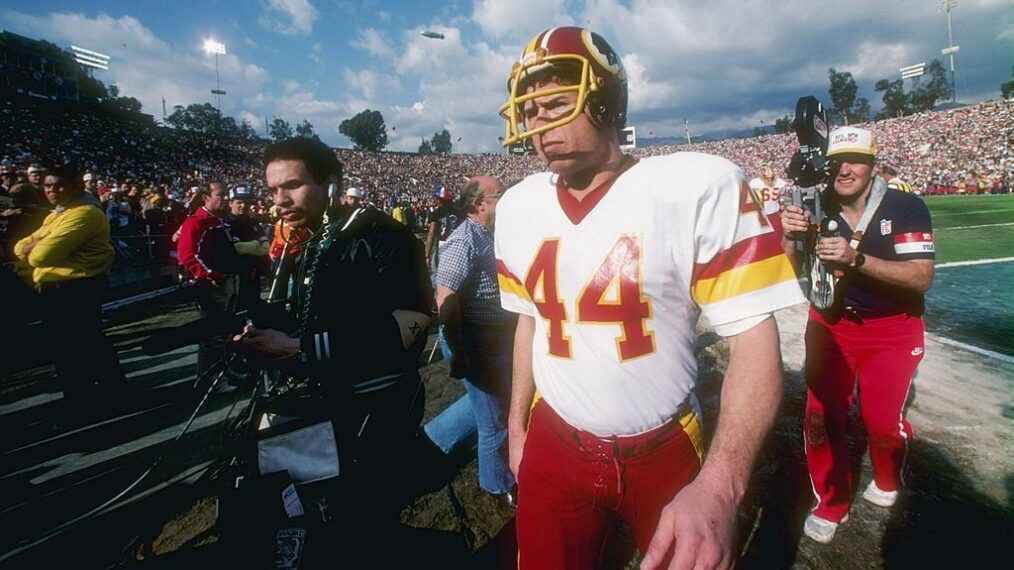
left=237, top=138, right=432, bottom=563
left=781, top=127, right=935, bottom=544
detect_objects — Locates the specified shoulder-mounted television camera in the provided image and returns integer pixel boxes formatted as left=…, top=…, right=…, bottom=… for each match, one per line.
left=787, top=96, right=830, bottom=188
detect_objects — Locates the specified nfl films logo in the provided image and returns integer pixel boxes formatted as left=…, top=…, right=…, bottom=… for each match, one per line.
left=831, top=132, right=860, bottom=145
left=880, top=219, right=892, bottom=235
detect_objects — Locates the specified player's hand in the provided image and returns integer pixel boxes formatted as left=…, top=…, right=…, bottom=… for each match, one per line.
left=780, top=205, right=810, bottom=239
left=815, top=236, right=857, bottom=265
left=640, top=475, right=737, bottom=570
left=235, top=325, right=299, bottom=361
left=508, top=427, right=527, bottom=478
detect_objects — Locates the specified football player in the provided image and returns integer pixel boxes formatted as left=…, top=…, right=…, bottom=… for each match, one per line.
left=749, top=164, right=788, bottom=235
left=494, top=27, right=804, bottom=569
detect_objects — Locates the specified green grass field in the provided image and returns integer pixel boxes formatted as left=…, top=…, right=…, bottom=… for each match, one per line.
left=922, top=195, right=1014, bottom=264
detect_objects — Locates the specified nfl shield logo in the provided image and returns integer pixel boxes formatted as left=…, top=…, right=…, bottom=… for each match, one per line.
left=880, top=219, right=892, bottom=235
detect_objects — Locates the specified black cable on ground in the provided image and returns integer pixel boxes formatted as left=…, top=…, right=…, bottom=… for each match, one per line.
left=0, top=355, right=238, bottom=563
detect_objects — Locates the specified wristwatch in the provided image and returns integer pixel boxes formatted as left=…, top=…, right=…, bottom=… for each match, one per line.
left=854, top=252, right=866, bottom=268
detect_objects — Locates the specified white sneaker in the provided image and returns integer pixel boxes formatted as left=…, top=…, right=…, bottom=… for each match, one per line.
left=803, top=513, right=848, bottom=544
left=862, top=481, right=899, bottom=507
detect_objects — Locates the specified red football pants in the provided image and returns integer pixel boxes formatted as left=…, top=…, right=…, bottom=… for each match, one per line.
left=516, top=400, right=702, bottom=569
left=803, top=308, right=924, bottom=522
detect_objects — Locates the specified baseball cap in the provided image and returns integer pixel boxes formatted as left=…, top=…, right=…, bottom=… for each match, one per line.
left=434, top=185, right=453, bottom=200
left=826, top=127, right=877, bottom=158
left=345, top=187, right=363, bottom=198
left=229, top=186, right=252, bottom=200
left=83, top=172, right=94, bottom=182
left=27, top=164, right=44, bottom=174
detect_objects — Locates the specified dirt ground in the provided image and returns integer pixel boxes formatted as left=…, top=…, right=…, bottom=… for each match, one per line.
left=2, top=297, right=1011, bottom=569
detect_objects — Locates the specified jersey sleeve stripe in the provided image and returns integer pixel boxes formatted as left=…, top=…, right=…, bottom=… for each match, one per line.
left=692, top=233, right=784, bottom=283
left=692, top=254, right=798, bottom=306
left=895, top=242, right=936, bottom=254
left=497, top=259, right=531, bottom=301
left=894, top=232, right=934, bottom=244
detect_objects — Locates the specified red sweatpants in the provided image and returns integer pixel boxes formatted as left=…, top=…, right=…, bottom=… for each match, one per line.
left=516, top=400, right=702, bottom=569
left=803, top=308, right=924, bottom=522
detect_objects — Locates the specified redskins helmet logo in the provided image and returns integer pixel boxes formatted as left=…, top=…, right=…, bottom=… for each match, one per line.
left=585, top=30, right=625, bottom=80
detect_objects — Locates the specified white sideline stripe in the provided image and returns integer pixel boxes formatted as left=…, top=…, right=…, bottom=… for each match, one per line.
left=936, top=257, right=1014, bottom=268
left=927, top=333, right=1014, bottom=364
left=936, top=222, right=1014, bottom=230
left=933, top=208, right=1014, bottom=216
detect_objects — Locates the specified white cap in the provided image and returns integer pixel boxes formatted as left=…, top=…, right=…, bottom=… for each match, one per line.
left=345, top=187, right=363, bottom=198
left=83, top=173, right=94, bottom=182
left=826, top=127, right=877, bottom=158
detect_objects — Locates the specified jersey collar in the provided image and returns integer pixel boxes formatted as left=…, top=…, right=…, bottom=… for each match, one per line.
left=556, top=155, right=638, bottom=225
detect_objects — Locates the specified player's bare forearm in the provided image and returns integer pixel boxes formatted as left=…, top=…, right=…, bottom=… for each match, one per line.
left=701, top=315, right=783, bottom=499
left=508, top=314, right=536, bottom=476
left=641, top=316, right=782, bottom=570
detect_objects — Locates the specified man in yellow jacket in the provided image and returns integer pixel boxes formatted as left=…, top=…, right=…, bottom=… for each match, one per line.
left=15, top=165, right=124, bottom=425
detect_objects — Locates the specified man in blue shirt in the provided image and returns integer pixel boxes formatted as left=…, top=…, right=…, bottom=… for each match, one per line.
left=424, top=176, right=517, bottom=505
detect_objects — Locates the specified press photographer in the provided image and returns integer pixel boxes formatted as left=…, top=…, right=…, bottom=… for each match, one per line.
left=780, top=125, right=936, bottom=544
left=235, top=137, right=433, bottom=565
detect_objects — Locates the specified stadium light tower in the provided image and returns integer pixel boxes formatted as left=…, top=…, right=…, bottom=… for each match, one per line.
left=70, top=45, right=110, bottom=75
left=203, top=39, right=227, bottom=115
left=939, top=0, right=959, bottom=103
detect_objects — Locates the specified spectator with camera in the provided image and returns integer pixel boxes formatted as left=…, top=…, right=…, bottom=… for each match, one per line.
left=781, top=126, right=935, bottom=544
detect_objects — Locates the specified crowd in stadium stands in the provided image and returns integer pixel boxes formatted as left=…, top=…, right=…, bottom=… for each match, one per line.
left=638, top=98, right=1013, bottom=196
left=2, top=97, right=1011, bottom=265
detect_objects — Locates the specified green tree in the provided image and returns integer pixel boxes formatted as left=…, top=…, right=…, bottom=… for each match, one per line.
left=239, top=120, right=259, bottom=140
left=431, top=129, right=452, bottom=154
left=773, top=115, right=794, bottom=134
left=269, top=117, right=294, bottom=141
left=1002, top=66, right=1014, bottom=99
left=909, top=59, right=952, bottom=111
left=852, top=97, right=871, bottom=123
left=164, top=103, right=222, bottom=133
left=418, top=138, right=434, bottom=154
left=828, top=68, right=858, bottom=125
left=339, top=109, right=389, bottom=151
left=875, top=79, right=909, bottom=119
left=295, top=119, right=319, bottom=140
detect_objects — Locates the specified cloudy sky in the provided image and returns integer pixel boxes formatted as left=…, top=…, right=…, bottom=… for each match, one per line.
left=2, top=0, right=1010, bottom=152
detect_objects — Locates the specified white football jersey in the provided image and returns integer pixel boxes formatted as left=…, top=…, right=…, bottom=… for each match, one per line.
left=496, top=153, right=804, bottom=436
left=748, top=176, right=788, bottom=215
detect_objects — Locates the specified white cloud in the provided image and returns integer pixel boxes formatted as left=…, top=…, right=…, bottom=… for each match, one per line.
left=472, top=0, right=571, bottom=39
left=259, top=0, right=319, bottom=36
left=350, top=28, right=396, bottom=59
left=341, top=69, right=401, bottom=101
left=0, top=10, right=269, bottom=123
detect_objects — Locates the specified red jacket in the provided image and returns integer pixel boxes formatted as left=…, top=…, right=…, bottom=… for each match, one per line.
left=176, top=208, right=244, bottom=281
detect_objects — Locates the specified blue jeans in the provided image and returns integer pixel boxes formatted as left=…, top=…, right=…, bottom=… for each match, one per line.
left=424, top=327, right=515, bottom=495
